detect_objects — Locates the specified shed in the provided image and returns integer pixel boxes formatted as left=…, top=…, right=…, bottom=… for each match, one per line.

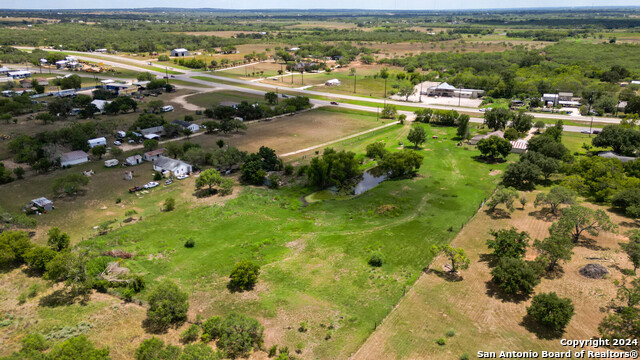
left=170, top=48, right=190, bottom=57
left=510, top=140, right=528, bottom=154
left=153, top=156, right=192, bottom=176
left=29, top=197, right=53, bottom=212
left=143, top=148, right=166, bottom=162
left=88, top=137, right=107, bottom=148
left=60, top=150, right=89, bottom=167
left=126, top=155, right=143, bottom=166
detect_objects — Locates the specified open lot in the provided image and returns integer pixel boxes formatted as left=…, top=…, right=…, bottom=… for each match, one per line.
left=0, top=123, right=508, bottom=359
left=352, top=194, right=631, bottom=360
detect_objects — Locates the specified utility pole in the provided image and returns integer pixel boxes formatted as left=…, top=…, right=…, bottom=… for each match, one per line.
left=165, top=67, right=168, bottom=85
left=276, top=87, right=279, bottom=104
left=419, top=81, right=423, bottom=102
left=384, top=77, right=387, bottom=99
left=354, top=70, right=357, bottom=94
left=301, top=69, right=304, bottom=85
left=588, top=91, right=594, bottom=137
left=458, top=83, right=462, bottom=107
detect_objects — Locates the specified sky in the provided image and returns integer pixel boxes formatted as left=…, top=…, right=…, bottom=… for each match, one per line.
left=3, top=0, right=639, bottom=10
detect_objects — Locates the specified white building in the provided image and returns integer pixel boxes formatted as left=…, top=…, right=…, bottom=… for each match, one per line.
left=87, top=137, right=107, bottom=148
left=60, top=150, right=89, bottom=167
left=126, top=155, right=143, bottom=166
left=7, top=70, right=31, bottom=79
left=170, top=48, right=190, bottom=57
left=325, top=79, right=341, bottom=86
left=91, top=99, right=111, bottom=113
left=171, top=120, right=200, bottom=133
left=153, top=156, right=192, bottom=177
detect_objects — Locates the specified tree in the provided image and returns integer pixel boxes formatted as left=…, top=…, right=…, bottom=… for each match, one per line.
left=592, top=125, right=640, bottom=156
left=196, top=169, right=224, bottom=191
left=91, top=145, right=106, bottom=159
left=143, top=139, right=159, bottom=151
left=380, top=104, right=397, bottom=119
left=0, top=231, right=32, bottom=266
left=599, top=307, right=640, bottom=347
left=148, top=100, right=164, bottom=113
left=36, top=112, right=56, bottom=124
left=491, top=257, right=541, bottom=297
left=477, top=136, right=512, bottom=160
left=551, top=205, right=617, bottom=243
left=135, top=337, right=181, bottom=360
left=504, top=127, right=518, bottom=141
left=396, top=80, right=416, bottom=101
left=623, top=230, right=640, bottom=273
left=502, top=160, right=542, bottom=190
left=616, top=277, right=640, bottom=308
left=229, top=260, right=260, bottom=291
left=240, top=160, right=266, bottom=185
left=526, top=292, right=575, bottom=332
left=486, top=186, right=519, bottom=213
left=306, top=148, right=362, bottom=190
left=534, top=231, right=574, bottom=271
left=431, top=245, right=470, bottom=273
left=511, top=111, right=534, bottom=134
left=534, top=186, right=577, bottom=215
left=137, top=72, right=155, bottom=81
left=456, top=114, right=470, bottom=139
left=365, top=142, right=386, bottom=159
left=521, top=151, right=561, bottom=180
left=47, top=335, right=110, bottom=360
left=48, top=97, right=73, bottom=118
left=625, top=95, right=640, bottom=116
left=377, top=150, right=423, bottom=178
left=24, top=246, right=57, bottom=272
left=79, top=103, right=99, bottom=119
left=215, top=313, right=264, bottom=358
left=534, top=120, right=546, bottom=131
left=165, top=142, right=183, bottom=159
left=163, top=198, right=175, bottom=212
left=407, top=126, right=427, bottom=149
left=486, top=227, right=530, bottom=259
left=47, top=227, right=70, bottom=251
left=52, top=174, right=90, bottom=195
left=146, top=280, right=189, bottom=332
left=483, top=108, right=512, bottom=131
left=264, top=92, right=278, bottom=105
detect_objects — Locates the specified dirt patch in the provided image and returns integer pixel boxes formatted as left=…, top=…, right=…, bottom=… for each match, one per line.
left=489, top=170, right=502, bottom=176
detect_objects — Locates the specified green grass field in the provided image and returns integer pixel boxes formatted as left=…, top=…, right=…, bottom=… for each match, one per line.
left=186, top=90, right=264, bottom=108
left=75, top=123, right=509, bottom=358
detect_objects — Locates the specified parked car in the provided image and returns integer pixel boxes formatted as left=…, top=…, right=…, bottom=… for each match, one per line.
left=129, top=186, right=143, bottom=193
left=330, top=101, right=339, bottom=105
left=128, top=139, right=135, bottom=144
left=581, top=130, right=591, bottom=134
left=593, top=130, right=600, bottom=134
left=143, top=182, right=159, bottom=189
left=281, top=94, right=289, bottom=98
left=170, top=75, right=176, bottom=78
left=165, top=179, right=173, bottom=185
left=114, top=140, right=122, bottom=146
left=176, top=175, right=189, bottom=180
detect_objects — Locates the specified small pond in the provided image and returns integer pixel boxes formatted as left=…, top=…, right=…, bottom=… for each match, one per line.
left=354, top=171, right=387, bottom=195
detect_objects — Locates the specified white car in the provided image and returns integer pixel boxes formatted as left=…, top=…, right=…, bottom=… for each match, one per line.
left=176, top=175, right=189, bottom=180
left=128, top=139, right=135, bottom=144
left=143, top=182, right=159, bottom=189
left=114, top=140, right=122, bottom=146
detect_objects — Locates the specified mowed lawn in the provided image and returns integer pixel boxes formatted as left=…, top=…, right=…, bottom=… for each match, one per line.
left=75, top=123, right=509, bottom=359
left=185, top=90, right=264, bottom=108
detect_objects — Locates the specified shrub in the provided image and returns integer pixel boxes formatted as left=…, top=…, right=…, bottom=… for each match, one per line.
left=229, top=260, right=260, bottom=291
left=180, top=324, right=201, bottom=344
left=491, top=257, right=541, bottom=297
left=184, top=239, right=195, bottom=248
left=298, top=321, right=308, bottom=332
left=24, top=246, right=57, bottom=272
left=201, top=316, right=223, bottom=342
left=153, top=171, right=163, bottom=181
left=436, top=338, right=446, bottom=345
left=460, top=354, right=470, bottom=360
left=163, top=197, right=176, bottom=212
left=124, top=209, right=138, bottom=216
left=526, top=292, right=575, bottom=332
left=368, top=253, right=383, bottom=267
left=268, top=344, right=278, bottom=357
left=365, top=142, right=386, bottom=159
left=268, top=174, right=281, bottom=189
left=446, top=330, right=455, bottom=337
left=284, top=164, right=294, bottom=176
left=215, top=313, right=264, bottom=358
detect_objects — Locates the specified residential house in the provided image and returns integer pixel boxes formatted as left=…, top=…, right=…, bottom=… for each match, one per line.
left=425, top=82, right=457, bottom=97
left=91, top=99, right=111, bottom=113
left=126, top=155, right=143, bottom=166
left=140, top=126, right=165, bottom=138
left=170, top=48, right=190, bottom=57
left=153, top=156, right=192, bottom=176
left=171, top=120, right=200, bottom=133
left=60, top=150, right=89, bottom=167
left=469, top=130, right=505, bottom=145
left=88, top=137, right=107, bottom=148
left=143, top=148, right=166, bottom=162
left=28, top=197, right=53, bottom=212
left=598, top=151, right=636, bottom=163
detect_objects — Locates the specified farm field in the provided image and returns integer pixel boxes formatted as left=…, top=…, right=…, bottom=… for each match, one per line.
left=352, top=193, right=631, bottom=360
left=0, top=123, right=509, bottom=359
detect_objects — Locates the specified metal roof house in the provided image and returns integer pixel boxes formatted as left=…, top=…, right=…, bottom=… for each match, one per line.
left=143, top=148, right=166, bottom=162
left=469, top=130, right=505, bottom=145
left=29, top=197, right=54, bottom=212
left=598, top=151, right=636, bottom=163
left=60, top=150, right=89, bottom=167
left=140, top=126, right=165, bottom=137
left=7, top=70, right=31, bottom=79
left=91, top=99, right=111, bottom=113
left=126, top=155, right=143, bottom=166
left=153, top=156, right=192, bottom=176
left=325, top=79, right=341, bottom=86
left=170, top=48, right=190, bottom=57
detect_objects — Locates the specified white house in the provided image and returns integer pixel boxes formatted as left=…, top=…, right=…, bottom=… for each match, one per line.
left=171, top=120, right=200, bottom=133
left=91, top=99, right=111, bottom=113
left=170, top=48, right=190, bottom=57
left=87, top=137, right=107, bottom=148
left=0, top=67, right=10, bottom=76
left=153, top=156, right=192, bottom=176
left=60, top=150, right=89, bottom=167
left=143, top=148, right=166, bottom=162
left=325, top=79, right=341, bottom=86
left=126, top=155, right=143, bottom=166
